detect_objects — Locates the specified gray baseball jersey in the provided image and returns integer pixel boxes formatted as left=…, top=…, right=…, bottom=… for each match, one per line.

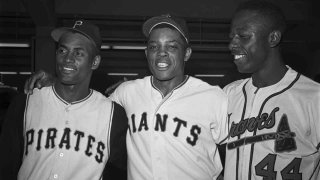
left=109, top=75, right=228, bottom=180
left=223, top=67, right=320, bottom=180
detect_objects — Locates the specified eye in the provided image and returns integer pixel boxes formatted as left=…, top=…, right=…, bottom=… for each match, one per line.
left=238, top=33, right=250, bottom=39
left=147, top=44, right=158, bottom=51
left=74, top=50, right=84, bottom=57
left=56, top=47, right=67, bottom=55
left=167, top=44, right=178, bottom=50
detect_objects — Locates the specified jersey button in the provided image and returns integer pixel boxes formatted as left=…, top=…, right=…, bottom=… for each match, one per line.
left=53, top=174, right=58, bottom=179
left=59, top=152, right=64, bottom=157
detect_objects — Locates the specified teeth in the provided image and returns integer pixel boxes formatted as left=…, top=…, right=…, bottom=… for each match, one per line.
left=157, top=62, right=168, bottom=68
left=63, top=67, right=75, bottom=71
left=235, top=55, right=245, bottom=60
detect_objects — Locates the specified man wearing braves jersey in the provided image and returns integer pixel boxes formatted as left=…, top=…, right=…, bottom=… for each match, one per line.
left=23, top=14, right=229, bottom=180
left=0, top=20, right=127, bottom=180
left=223, top=0, right=320, bottom=179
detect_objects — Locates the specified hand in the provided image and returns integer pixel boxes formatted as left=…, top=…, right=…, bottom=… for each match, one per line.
left=105, top=77, right=128, bottom=96
left=24, top=70, right=56, bottom=94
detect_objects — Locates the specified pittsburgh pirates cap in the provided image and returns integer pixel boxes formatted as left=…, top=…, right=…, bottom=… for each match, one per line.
left=51, top=19, right=102, bottom=49
left=142, top=14, right=190, bottom=43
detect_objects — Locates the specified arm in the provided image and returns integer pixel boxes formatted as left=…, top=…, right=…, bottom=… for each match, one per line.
left=0, top=93, right=27, bottom=179
left=102, top=102, right=128, bottom=180
left=104, top=77, right=128, bottom=97
left=24, top=70, right=56, bottom=94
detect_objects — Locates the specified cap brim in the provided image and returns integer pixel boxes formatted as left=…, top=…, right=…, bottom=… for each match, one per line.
left=143, top=17, right=177, bottom=37
left=142, top=17, right=189, bottom=43
left=51, top=27, right=97, bottom=47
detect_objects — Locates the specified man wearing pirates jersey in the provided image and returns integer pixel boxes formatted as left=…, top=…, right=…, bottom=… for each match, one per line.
left=0, top=20, right=127, bottom=180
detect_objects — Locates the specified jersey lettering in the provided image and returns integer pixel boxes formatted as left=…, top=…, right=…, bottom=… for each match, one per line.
left=74, top=130, right=84, bottom=151
left=186, top=125, right=201, bottom=146
left=155, top=114, right=167, bottom=132
left=173, top=117, right=187, bottom=137
left=59, top=128, right=71, bottom=149
left=36, top=129, right=43, bottom=151
left=85, top=135, right=95, bottom=156
left=138, top=112, right=149, bottom=132
left=95, top=141, right=105, bottom=163
left=229, top=107, right=278, bottom=138
left=227, top=108, right=297, bottom=152
left=25, top=129, right=34, bottom=155
left=131, top=114, right=137, bottom=133
left=45, top=128, right=57, bottom=149
left=25, top=128, right=105, bottom=163
left=129, top=112, right=202, bottom=146
left=255, top=154, right=302, bottom=180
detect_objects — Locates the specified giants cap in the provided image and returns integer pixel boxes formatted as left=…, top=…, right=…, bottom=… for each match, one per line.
left=142, top=14, right=190, bottom=43
left=51, top=20, right=102, bottom=49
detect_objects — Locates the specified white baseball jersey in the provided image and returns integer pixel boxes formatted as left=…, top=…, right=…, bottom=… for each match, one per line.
left=223, top=67, right=320, bottom=180
left=109, top=75, right=228, bottom=180
left=16, top=86, right=126, bottom=180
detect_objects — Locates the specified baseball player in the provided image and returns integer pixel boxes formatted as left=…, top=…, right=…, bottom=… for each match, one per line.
left=108, top=14, right=228, bottom=180
left=0, top=20, right=128, bottom=180
left=223, top=0, right=320, bottom=179
left=22, top=14, right=229, bottom=180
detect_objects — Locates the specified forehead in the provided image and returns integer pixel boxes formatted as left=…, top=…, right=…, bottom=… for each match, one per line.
left=58, top=32, right=93, bottom=48
left=231, top=10, right=269, bottom=32
left=148, top=27, right=185, bottom=43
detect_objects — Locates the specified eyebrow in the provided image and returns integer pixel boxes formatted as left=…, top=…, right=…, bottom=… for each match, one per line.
left=58, top=43, right=85, bottom=51
left=147, top=39, right=183, bottom=45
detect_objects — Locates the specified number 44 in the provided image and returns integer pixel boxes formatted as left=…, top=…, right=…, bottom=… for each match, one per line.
left=255, top=153, right=302, bottom=180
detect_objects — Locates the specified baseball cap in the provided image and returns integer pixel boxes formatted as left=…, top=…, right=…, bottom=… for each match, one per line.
left=51, top=20, right=102, bottom=49
left=142, top=14, right=190, bottom=43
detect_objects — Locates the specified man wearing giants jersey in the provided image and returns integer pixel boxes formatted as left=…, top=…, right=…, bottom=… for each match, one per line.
left=0, top=20, right=127, bottom=180
left=109, top=14, right=228, bottom=180
left=223, top=0, right=320, bottom=179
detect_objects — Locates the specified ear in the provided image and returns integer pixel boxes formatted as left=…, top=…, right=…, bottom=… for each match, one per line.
left=184, top=47, right=192, bottom=62
left=269, top=30, right=282, bottom=48
left=91, top=55, right=101, bottom=70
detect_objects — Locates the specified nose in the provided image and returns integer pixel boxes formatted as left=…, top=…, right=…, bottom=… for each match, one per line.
left=65, top=52, right=75, bottom=63
left=228, top=37, right=238, bottom=51
left=158, top=45, right=168, bottom=57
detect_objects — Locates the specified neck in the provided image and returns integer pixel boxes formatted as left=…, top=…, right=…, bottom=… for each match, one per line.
left=54, top=82, right=90, bottom=103
left=252, top=52, right=288, bottom=88
left=153, top=75, right=187, bottom=97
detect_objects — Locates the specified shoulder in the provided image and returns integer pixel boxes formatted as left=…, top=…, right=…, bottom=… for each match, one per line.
left=223, top=78, right=248, bottom=95
left=117, top=76, right=151, bottom=90
left=187, top=76, right=227, bottom=99
left=292, top=72, right=320, bottom=99
left=28, top=86, right=53, bottom=99
left=111, top=76, right=151, bottom=97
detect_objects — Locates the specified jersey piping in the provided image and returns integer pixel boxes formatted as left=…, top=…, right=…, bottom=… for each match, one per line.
left=52, top=85, right=94, bottom=105
left=232, top=73, right=301, bottom=180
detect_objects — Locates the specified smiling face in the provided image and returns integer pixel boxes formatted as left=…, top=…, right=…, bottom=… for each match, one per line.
left=55, top=32, right=100, bottom=86
left=145, top=26, right=191, bottom=85
left=228, top=10, right=271, bottom=74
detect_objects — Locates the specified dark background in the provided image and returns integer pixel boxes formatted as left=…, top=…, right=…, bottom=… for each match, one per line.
left=0, top=0, right=320, bottom=93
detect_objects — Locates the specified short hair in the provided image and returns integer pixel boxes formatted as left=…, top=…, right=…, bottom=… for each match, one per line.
left=148, top=23, right=190, bottom=48
left=235, top=0, right=287, bottom=33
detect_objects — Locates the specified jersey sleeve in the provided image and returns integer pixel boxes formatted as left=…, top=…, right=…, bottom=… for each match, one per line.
left=0, top=93, right=26, bottom=179
left=211, top=90, right=229, bottom=145
left=314, top=91, right=320, bottom=149
left=102, top=102, right=128, bottom=179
